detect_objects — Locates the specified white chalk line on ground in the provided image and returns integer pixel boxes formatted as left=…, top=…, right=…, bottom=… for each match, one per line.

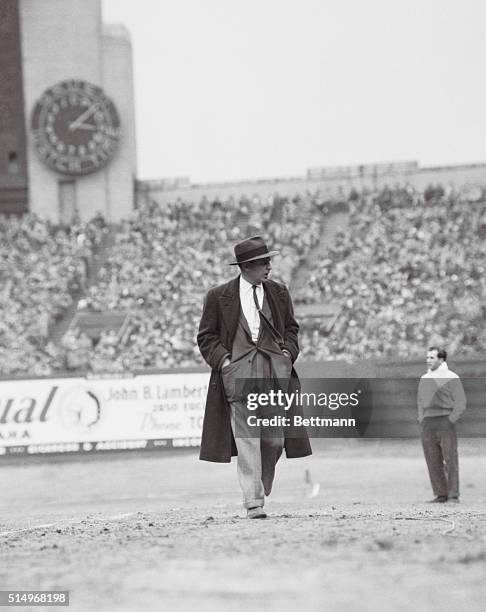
left=0, top=512, right=136, bottom=538
left=391, top=515, right=480, bottom=539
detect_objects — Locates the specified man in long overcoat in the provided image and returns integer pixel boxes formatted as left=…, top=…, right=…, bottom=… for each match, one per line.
left=197, top=235, right=311, bottom=518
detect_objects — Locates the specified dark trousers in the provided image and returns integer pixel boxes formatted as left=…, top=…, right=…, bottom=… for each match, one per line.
left=421, top=416, right=459, bottom=498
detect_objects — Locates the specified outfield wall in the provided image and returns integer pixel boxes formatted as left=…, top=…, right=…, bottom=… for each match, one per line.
left=1, top=359, right=485, bottom=456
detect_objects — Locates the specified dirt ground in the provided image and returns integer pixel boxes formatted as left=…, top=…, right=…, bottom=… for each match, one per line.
left=1, top=440, right=485, bottom=612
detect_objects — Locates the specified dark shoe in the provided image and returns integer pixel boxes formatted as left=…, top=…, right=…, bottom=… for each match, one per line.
left=247, top=506, right=267, bottom=519
left=428, top=496, right=448, bottom=503
left=448, top=497, right=460, bottom=503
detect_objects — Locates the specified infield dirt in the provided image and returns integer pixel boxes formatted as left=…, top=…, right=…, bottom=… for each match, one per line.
left=1, top=440, right=485, bottom=611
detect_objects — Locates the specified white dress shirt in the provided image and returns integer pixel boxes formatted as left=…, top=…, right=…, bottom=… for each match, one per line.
left=239, top=276, right=264, bottom=343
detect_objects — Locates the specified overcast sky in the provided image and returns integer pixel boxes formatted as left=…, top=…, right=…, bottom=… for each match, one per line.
left=102, top=0, right=485, bottom=183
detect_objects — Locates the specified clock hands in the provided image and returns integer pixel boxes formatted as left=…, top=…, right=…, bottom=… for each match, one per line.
left=68, top=107, right=117, bottom=135
left=71, top=123, right=97, bottom=131
left=68, top=104, right=99, bottom=131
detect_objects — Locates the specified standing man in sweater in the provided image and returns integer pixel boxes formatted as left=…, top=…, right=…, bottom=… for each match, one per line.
left=417, top=347, right=466, bottom=503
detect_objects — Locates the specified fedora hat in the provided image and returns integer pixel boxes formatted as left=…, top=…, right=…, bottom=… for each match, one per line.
left=229, top=235, right=279, bottom=265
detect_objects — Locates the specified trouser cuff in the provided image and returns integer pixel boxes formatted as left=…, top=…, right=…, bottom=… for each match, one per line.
left=244, top=499, right=265, bottom=509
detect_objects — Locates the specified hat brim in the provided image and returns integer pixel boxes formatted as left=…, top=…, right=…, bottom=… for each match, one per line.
left=229, top=250, right=279, bottom=265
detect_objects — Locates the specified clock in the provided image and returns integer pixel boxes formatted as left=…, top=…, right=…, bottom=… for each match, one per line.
left=31, top=79, right=121, bottom=176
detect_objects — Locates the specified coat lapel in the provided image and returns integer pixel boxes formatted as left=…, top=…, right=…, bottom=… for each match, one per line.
left=218, top=277, right=241, bottom=341
left=263, top=281, right=285, bottom=334
left=217, top=278, right=286, bottom=345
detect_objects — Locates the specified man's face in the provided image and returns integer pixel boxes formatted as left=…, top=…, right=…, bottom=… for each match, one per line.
left=241, top=258, right=272, bottom=285
left=426, top=350, right=442, bottom=371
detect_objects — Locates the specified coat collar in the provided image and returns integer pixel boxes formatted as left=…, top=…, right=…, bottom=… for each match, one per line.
left=220, top=276, right=240, bottom=299
left=219, top=275, right=286, bottom=299
left=218, top=277, right=240, bottom=336
left=218, top=276, right=287, bottom=335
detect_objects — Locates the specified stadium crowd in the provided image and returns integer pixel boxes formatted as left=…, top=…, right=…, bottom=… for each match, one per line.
left=1, top=184, right=485, bottom=376
left=0, top=212, right=107, bottom=376
left=297, top=184, right=486, bottom=361
left=75, top=193, right=324, bottom=371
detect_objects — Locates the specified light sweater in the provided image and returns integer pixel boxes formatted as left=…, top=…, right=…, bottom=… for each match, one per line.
left=417, top=362, right=466, bottom=423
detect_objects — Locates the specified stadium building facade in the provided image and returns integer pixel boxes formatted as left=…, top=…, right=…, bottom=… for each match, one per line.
left=0, top=0, right=136, bottom=222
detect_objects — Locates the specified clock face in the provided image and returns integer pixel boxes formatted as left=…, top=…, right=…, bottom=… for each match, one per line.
left=31, top=80, right=121, bottom=176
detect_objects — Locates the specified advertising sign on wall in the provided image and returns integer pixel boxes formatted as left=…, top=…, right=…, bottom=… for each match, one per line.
left=0, top=372, right=209, bottom=456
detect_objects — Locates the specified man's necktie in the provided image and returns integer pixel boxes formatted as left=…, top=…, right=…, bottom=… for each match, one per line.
left=252, top=284, right=285, bottom=345
left=252, top=285, right=261, bottom=312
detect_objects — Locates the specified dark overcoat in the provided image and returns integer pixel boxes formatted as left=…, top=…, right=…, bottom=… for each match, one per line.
left=197, top=276, right=312, bottom=462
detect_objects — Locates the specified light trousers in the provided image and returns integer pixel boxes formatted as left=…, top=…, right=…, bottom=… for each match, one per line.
left=230, top=402, right=284, bottom=508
